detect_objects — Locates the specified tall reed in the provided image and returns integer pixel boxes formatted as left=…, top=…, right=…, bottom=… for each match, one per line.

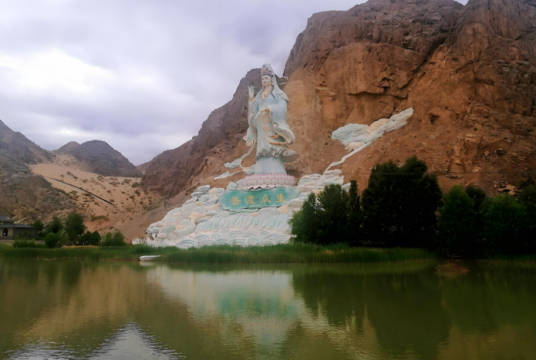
left=0, top=244, right=436, bottom=264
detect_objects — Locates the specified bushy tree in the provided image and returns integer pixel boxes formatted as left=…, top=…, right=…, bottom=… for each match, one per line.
left=65, top=213, right=86, bottom=242
left=101, top=230, right=127, bottom=246
left=44, top=216, right=63, bottom=235
left=362, top=156, right=443, bottom=248
left=79, top=231, right=101, bottom=246
left=437, top=186, right=478, bottom=257
left=346, top=180, right=362, bottom=245
left=291, top=184, right=350, bottom=245
left=481, top=194, right=529, bottom=255
left=44, top=232, right=61, bottom=248
left=466, top=185, right=487, bottom=213
left=290, top=193, right=320, bottom=244
left=31, top=220, right=44, bottom=239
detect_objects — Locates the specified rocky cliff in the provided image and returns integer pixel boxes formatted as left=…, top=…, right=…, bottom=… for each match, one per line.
left=56, top=140, right=142, bottom=178
left=143, top=0, right=536, bottom=197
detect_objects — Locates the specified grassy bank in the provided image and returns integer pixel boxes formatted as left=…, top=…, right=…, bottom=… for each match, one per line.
left=0, top=243, right=436, bottom=264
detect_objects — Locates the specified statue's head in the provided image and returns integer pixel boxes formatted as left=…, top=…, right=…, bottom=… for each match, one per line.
left=261, top=64, right=274, bottom=87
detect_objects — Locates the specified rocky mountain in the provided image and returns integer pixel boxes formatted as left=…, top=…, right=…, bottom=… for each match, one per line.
left=0, top=120, right=53, bottom=165
left=56, top=140, right=142, bottom=178
left=0, top=120, right=74, bottom=221
left=143, top=0, right=536, bottom=197
left=142, top=69, right=264, bottom=196
left=136, top=161, right=151, bottom=175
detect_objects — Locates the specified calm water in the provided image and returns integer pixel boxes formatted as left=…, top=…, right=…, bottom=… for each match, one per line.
left=1, top=260, right=536, bottom=359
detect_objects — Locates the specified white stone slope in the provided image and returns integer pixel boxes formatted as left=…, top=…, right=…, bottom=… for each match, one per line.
left=135, top=108, right=413, bottom=248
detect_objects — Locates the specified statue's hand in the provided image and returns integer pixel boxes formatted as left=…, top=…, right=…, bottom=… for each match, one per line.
left=248, top=86, right=255, bottom=99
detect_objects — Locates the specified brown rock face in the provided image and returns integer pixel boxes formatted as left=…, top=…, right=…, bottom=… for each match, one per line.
left=142, top=69, right=263, bottom=196
left=144, top=0, right=536, bottom=197
left=58, top=140, right=142, bottom=178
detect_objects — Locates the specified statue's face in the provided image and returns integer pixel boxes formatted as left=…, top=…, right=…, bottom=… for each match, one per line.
left=262, top=75, right=272, bottom=87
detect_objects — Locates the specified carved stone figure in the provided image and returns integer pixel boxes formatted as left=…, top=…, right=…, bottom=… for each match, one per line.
left=245, top=64, right=299, bottom=175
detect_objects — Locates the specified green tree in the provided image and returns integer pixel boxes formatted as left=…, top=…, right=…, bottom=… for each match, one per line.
left=481, top=194, right=529, bottom=255
left=519, top=185, right=536, bottom=252
left=90, top=231, right=102, bottom=246
left=101, top=230, right=126, bottom=246
left=362, top=157, right=443, bottom=248
left=79, top=231, right=101, bottom=246
left=346, top=180, right=362, bottom=246
left=291, top=184, right=350, bottom=245
left=437, top=186, right=478, bottom=257
left=290, top=193, right=320, bottom=244
left=465, top=185, right=487, bottom=213
left=64, top=213, right=86, bottom=242
left=44, top=216, right=63, bottom=235
left=44, top=232, right=61, bottom=248
left=31, top=220, right=44, bottom=239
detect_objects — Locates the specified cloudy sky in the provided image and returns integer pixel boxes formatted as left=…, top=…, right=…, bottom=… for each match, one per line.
left=0, top=0, right=468, bottom=165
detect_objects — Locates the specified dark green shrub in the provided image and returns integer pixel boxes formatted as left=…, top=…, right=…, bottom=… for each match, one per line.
left=44, top=233, right=61, bottom=248
left=362, top=156, right=442, bottom=248
left=12, top=240, right=45, bottom=248
left=101, top=230, right=127, bottom=246
left=44, top=216, right=63, bottom=235
left=519, top=185, right=536, bottom=251
left=291, top=184, right=350, bottom=245
left=79, top=231, right=101, bottom=246
left=132, top=182, right=139, bottom=188
left=437, top=186, right=478, bottom=257
left=65, top=213, right=86, bottom=242
left=466, top=185, right=487, bottom=213
left=481, top=194, right=530, bottom=255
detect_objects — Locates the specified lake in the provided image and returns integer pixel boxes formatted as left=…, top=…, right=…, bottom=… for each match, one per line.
left=1, top=260, right=536, bottom=359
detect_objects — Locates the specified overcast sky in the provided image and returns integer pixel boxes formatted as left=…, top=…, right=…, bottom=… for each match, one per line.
left=0, top=0, right=468, bottom=165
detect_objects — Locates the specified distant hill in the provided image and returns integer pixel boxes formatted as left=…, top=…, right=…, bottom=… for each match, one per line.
left=55, top=140, right=142, bottom=178
left=0, top=120, right=53, bottom=165
left=136, top=161, right=151, bottom=175
left=56, top=141, right=80, bottom=154
left=0, top=120, right=74, bottom=221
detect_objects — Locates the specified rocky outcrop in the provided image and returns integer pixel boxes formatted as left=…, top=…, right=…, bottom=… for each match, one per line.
left=143, top=0, right=536, bottom=198
left=57, top=140, right=142, bottom=178
left=142, top=69, right=263, bottom=196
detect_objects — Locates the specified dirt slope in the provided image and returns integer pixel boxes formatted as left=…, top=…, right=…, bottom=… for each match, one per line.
left=31, top=158, right=165, bottom=240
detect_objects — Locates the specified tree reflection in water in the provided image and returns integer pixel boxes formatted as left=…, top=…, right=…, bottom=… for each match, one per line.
left=1, top=261, right=536, bottom=360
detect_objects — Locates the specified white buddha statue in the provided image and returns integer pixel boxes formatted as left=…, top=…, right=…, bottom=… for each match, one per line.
left=245, top=64, right=299, bottom=175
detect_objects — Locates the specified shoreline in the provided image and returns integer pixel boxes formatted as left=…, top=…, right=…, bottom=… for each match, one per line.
left=2, top=244, right=536, bottom=264
left=0, top=244, right=436, bottom=264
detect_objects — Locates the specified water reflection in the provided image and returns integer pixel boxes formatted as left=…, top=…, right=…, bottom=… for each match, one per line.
left=1, top=261, right=536, bottom=359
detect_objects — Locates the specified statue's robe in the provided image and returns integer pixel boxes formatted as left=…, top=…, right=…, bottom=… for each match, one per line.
left=246, top=90, right=299, bottom=175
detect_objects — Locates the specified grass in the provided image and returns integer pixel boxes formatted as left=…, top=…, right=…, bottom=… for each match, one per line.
left=0, top=243, right=437, bottom=264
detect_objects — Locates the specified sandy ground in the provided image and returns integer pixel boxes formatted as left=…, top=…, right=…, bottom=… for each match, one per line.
left=30, top=155, right=170, bottom=241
